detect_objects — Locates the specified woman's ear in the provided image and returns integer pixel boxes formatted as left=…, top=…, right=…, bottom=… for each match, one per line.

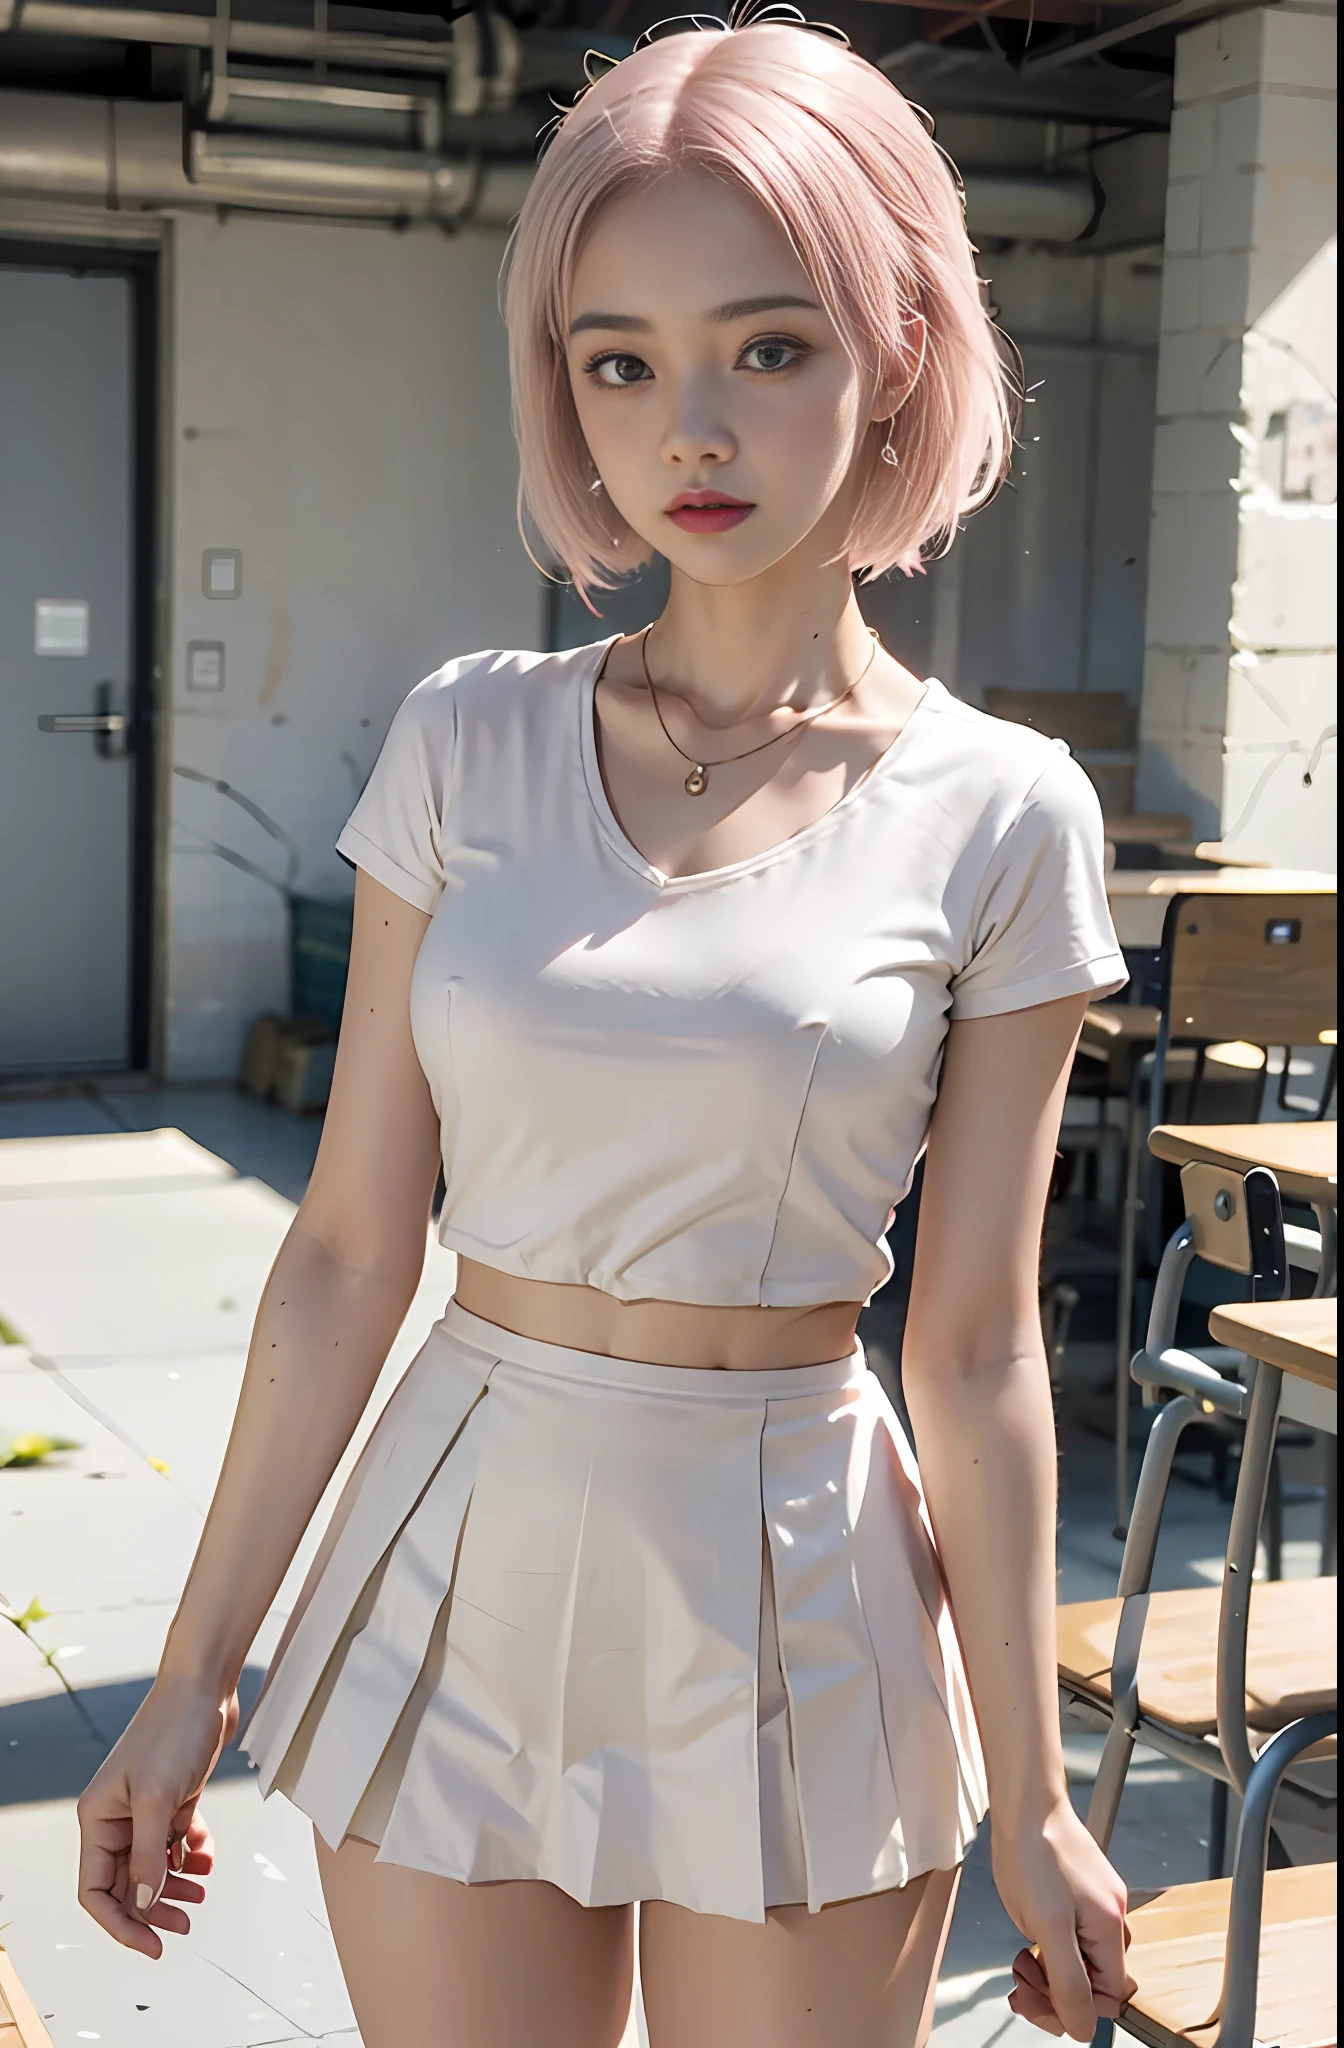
left=871, top=314, right=929, bottom=423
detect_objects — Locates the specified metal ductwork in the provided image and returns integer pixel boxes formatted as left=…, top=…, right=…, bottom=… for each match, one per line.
left=0, top=88, right=534, bottom=224
left=0, top=90, right=1107, bottom=239
left=961, top=171, right=1098, bottom=244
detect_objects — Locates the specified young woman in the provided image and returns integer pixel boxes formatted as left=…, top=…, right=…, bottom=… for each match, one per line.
left=78, top=17, right=1134, bottom=2044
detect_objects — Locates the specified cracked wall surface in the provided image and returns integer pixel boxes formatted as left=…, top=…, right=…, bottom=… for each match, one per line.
left=1139, top=6, right=1337, bottom=867
left=167, top=214, right=545, bottom=1081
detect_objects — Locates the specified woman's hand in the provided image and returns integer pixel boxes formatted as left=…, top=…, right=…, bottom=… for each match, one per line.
left=996, top=1798, right=1134, bottom=2038
left=76, top=1675, right=238, bottom=1958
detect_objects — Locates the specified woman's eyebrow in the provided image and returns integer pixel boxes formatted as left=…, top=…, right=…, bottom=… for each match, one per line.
left=704, top=294, right=822, bottom=324
left=568, top=293, right=821, bottom=339
left=568, top=310, right=651, bottom=337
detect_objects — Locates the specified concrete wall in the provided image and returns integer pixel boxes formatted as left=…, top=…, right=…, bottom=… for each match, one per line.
left=863, top=240, right=1163, bottom=712
left=166, top=212, right=543, bottom=1079
left=1138, top=5, right=1337, bottom=864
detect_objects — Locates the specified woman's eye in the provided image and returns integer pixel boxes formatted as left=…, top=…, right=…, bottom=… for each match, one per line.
left=591, top=353, right=652, bottom=387
left=740, top=338, right=805, bottom=374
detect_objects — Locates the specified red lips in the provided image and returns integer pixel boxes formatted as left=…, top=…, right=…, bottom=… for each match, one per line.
left=665, top=488, right=755, bottom=534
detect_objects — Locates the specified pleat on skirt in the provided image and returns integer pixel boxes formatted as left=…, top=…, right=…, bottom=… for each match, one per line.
left=243, top=1301, right=986, bottom=1923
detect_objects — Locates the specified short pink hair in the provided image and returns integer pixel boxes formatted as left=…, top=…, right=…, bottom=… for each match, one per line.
left=503, top=18, right=1018, bottom=603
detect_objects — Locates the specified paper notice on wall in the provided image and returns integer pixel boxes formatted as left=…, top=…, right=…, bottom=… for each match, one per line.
left=35, top=599, right=90, bottom=656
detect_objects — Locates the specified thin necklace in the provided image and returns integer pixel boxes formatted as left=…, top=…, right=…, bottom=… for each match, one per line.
left=640, top=626, right=881, bottom=797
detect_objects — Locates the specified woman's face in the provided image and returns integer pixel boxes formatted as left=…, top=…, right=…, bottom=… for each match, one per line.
left=565, top=169, right=880, bottom=587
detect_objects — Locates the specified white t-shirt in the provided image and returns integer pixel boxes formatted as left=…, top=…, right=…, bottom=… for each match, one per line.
left=338, top=637, right=1126, bottom=1307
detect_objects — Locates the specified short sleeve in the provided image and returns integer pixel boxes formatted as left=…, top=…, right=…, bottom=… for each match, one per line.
left=336, top=666, right=461, bottom=913
left=949, top=748, right=1127, bottom=1021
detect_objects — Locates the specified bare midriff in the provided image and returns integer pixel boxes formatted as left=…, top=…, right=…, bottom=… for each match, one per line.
left=455, top=1258, right=863, bottom=1371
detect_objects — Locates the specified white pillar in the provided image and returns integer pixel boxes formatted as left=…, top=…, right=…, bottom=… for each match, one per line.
left=1138, top=5, right=1337, bottom=868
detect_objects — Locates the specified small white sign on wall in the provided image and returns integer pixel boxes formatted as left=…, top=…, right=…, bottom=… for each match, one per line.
left=186, top=640, right=225, bottom=692
left=203, top=549, right=242, bottom=598
left=36, top=599, right=90, bottom=656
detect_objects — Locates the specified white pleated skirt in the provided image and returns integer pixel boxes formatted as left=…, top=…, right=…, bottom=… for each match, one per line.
left=243, top=1301, right=987, bottom=1923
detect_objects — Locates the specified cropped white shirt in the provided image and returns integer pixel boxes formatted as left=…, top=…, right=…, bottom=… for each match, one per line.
left=338, top=637, right=1126, bottom=1307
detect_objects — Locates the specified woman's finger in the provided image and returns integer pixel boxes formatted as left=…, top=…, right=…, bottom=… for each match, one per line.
left=1033, top=1919, right=1098, bottom=2042
left=1007, top=1990, right=1065, bottom=2035
left=77, top=1854, right=165, bottom=1962
left=127, top=1789, right=178, bottom=1917
left=160, top=1874, right=207, bottom=1906
left=1009, top=1948, right=1067, bottom=2034
left=1078, top=1888, right=1134, bottom=2004
left=139, top=1899, right=194, bottom=1939
left=77, top=1795, right=162, bottom=1958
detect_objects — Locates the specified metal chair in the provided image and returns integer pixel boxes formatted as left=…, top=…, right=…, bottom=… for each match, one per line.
left=1108, top=890, right=1337, bottom=1533
left=1060, top=1167, right=1336, bottom=2048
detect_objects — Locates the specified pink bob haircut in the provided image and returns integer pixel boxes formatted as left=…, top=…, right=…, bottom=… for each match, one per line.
left=502, top=13, right=1019, bottom=604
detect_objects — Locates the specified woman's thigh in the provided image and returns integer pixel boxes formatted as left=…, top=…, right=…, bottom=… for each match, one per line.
left=639, top=1868, right=960, bottom=2048
left=315, top=1834, right=634, bottom=2048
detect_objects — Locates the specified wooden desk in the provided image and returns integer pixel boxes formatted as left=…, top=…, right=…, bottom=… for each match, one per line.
left=1106, top=866, right=1336, bottom=948
left=1103, top=814, right=1193, bottom=846
left=1149, top=1122, right=1337, bottom=1208
left=1210, top=1297, right=1337, bottom=1436
left=1208, top=1298, right=1337, bottom=1390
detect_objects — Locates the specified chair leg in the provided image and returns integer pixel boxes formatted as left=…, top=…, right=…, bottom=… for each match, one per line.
left=1215, top=1711, right=1337, bottom=2048
left=1322, top=1436, right=1337, bottom=1578
left=1114, top=1081, right=1146, bottom=1537
left=1264, top=1449, right=1284, bottom=1582
left=1209, top=1776, right=1228, bottom=1880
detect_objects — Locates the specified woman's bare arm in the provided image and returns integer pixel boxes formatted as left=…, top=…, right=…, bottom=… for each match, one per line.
left=901, top=997, right=1131, bottom=2039
left=78, top=872, right=440, bottom=1955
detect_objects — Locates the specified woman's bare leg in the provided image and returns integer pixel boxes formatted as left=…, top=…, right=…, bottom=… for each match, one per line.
left=316, top=1835, right=634, bottom=2048
left=639, top=1868, right=959, bottom=2048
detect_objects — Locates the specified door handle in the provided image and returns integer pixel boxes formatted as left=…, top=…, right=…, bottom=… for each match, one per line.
left=38, top=714, right=127, bottom=734
left=37, top=681, right=131, bottom=757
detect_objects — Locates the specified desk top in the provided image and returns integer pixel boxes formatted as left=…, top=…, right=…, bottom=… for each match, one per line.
left=1149, top=1121, right=1337, bottom=1203
left=1106, top=866, right=1337, bottom=900
left=1102, top=815, right=1193, bottom=846
left=1208, top=1297, right=1337, bottom=1390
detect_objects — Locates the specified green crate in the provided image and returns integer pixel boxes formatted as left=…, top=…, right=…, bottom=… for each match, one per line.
left=289, top=893, right=354, bottom=1035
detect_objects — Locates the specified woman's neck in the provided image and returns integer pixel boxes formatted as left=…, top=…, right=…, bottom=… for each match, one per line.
left=648, top=551, right=876, bottom=732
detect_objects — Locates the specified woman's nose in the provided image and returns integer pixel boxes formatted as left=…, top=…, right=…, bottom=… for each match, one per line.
left=660, top=376, right=737, bottom=471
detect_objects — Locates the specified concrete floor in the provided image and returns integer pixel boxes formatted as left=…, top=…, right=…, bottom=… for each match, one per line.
left=0, top=1084, right=1334, bottom=2048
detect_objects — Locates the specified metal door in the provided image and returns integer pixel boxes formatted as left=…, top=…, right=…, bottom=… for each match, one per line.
left=0, top=253, right=151, bottom=1074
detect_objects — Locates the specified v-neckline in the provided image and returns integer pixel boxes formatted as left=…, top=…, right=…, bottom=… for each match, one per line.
left=577, top=635, right=943, bottom=892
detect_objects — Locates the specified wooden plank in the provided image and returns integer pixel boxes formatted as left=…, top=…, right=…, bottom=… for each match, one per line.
left=1123, top=1864, right=1335, bottom=2048
left=1149, top=1122, right=1337, bottom=1206
left=1107, top=869, right=1338, bottom=899
left=0, top=1952, right=55, bottom=2048
left=984, top=688, right=1136, bottom=753
left=1107, top=869, right=1336, bottom=948
left=1057, top=1578, right=1337, bottom=1736
left=1209, top=1299, right=1338, bottom=1390
left=1104, top=815, right=1194, bottom=846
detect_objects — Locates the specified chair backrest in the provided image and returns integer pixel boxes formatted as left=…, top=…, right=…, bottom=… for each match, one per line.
left=1163, top=891, right=1337, bottom=1048
left=983, top=689, right=1137, bottom=816
left=1179, top=1161, right=1290, bottom=1296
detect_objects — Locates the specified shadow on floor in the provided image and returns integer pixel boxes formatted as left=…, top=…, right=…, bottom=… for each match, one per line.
left=1, top=1664, right=269, bottom=1805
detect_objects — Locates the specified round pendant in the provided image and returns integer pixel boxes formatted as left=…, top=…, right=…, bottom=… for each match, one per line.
left=684, top=764, right=709, bottom=796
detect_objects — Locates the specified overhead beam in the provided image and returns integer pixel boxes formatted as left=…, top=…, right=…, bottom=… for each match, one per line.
left=1022, top=0, right=1275, bottom=72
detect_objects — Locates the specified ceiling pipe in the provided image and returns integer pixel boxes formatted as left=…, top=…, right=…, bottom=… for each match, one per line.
left=2, top=0, right=458, bottom=71
left=961, top=170, right=1097, bottom=240
left=0, top=89, right=533, bottom=223
left=1021, top=0, right=1269, bottom=71
left=0, top=90, right=1100, bottom=241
